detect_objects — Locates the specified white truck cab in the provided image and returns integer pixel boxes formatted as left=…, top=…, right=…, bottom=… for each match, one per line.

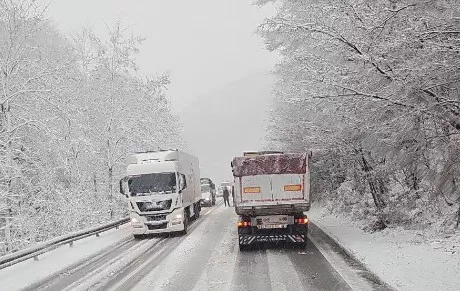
left=119, top=150, right=201, bottom=238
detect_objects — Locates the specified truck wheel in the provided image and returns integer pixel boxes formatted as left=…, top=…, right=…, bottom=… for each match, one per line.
left=297, top=233, right=308, bottom=249
left=195, top=203, right=200, bottom=219
left=180, top=211, right=188, bottom=235
left=298, top=241, right=307, bottom=249
left=133, top=234, right=144, bottom=240
left=239, top=243, right=249, bottom=251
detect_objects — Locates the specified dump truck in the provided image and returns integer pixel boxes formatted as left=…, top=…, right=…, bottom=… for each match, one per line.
left=231, top=151, right=311, bottom=250
left=119, top=149, right=201, bottom=238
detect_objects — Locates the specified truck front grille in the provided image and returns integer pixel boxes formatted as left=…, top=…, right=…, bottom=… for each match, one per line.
left=137, top=199, right=172, bottom=212
left=147, top=223, right=168, bottom=230
left=147, top=214, right=167, bottom=221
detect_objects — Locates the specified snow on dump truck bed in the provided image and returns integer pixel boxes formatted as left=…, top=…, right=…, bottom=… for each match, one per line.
left=231, top=153, right=308, bottom=177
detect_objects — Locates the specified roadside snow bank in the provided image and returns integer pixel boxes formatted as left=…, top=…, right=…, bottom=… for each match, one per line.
left=309, top=206, right=460, bottom=291
left=0, top=224, right=132, bottom=291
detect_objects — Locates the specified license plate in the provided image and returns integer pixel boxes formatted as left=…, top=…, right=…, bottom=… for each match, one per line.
left=258, top=215, right=289, bottom=225
left=257, top=224, right=287, bottom=229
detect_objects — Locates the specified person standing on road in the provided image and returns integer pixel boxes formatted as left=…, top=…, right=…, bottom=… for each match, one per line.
left=223, top=187, right=230, bottom=207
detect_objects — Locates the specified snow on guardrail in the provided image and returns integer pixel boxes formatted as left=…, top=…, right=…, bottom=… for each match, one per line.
left=0, top=217, right=129, bottom=270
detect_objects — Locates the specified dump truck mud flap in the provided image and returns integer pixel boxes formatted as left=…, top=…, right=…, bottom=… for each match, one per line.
left=239, top=234, right=306, bottom=245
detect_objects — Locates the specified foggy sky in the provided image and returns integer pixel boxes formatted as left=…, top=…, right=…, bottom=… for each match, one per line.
left=47, top=0, right=279, bottom=184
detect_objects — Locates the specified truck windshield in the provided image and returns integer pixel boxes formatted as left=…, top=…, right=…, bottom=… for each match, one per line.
left=128, top=173, right=177, bottom=195
left=201, top=185, right=210, bottom=193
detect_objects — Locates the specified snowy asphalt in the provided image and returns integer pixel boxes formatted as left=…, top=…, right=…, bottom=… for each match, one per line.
left=20, top=199, right=392, bottom=291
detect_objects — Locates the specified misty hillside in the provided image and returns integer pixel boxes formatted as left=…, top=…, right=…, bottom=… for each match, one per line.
left=180, top=72, right=274, bottom=183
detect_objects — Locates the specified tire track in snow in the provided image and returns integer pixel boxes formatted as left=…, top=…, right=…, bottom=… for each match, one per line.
left=150, top=204, right=232, bottom=290
left=62, top=238, right=161, bottom=291
left=190, top=208, right=239, bottom=291
left=108, top=201, right=224, bottom=291
left=230, top=248, right=271, bottom=291
left=265, top=248, right=304, bottom=290
left=21, top=237, right=136, bottom=291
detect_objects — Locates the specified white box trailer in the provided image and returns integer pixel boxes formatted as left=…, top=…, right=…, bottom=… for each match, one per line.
left=119, top=149, right=201, bottom=238
left=231, top=151, right=311, bottom=250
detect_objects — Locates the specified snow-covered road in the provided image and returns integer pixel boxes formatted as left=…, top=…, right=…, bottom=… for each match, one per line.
left=1, top=200, right=392, bottom=291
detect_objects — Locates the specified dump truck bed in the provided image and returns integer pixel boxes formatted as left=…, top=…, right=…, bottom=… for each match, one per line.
left=232, top=153, right=310, bottom=216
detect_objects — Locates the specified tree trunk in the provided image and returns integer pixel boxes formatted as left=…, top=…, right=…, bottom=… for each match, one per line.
left=1, top=100, right=13, bottom=252
left=93, top=172, right=98, bottom=198
left=360, top=151, right=386, bottom=210
left=456, top=192, right=460, bottom=229
left=108, top=166, right=113, bottom=219
left=456, top=203, right=460, bottom=229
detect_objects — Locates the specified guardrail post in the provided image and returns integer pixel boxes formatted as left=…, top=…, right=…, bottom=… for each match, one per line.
left=116, top=225, right=119, bottom=230
left=69, top=241, right=73, bottom=248
left=96, top=233, right=100, bottom=237
left=33, top=256, right=39, bottom=261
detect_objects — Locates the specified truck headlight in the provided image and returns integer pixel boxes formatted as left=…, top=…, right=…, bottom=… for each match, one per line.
left=175, top=213, right=182, bottom=219
left=205, top=197, right=210, bottom=200
left=131, top=217, right=140, bottom=223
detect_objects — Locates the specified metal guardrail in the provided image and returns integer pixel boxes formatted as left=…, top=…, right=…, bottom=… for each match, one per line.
left=0, top=217, right=129, bottom=270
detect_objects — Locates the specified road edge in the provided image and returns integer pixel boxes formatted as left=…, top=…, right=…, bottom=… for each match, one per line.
left=309, top=221, right=396, bottom=291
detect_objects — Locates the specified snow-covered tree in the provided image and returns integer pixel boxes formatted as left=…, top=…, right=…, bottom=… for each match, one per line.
left=0, top=1, right=184, bottom=254
left=259, top=0, right=460, bottom=230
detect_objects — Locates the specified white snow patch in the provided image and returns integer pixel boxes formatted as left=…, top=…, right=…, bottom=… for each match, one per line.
left=309, top=206, right=460, bottom=291
left=0, top=224, right=132, bottom=291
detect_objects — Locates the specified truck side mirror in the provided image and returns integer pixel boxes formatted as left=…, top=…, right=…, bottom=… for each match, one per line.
left=119, top=179, right=124, bottom=194
left=119, top=178, right=128, bottom=196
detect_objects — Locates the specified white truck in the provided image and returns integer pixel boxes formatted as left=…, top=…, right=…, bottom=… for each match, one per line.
left=119, top=149, right=201, bottom=239
left=231, top=151, right=311, bottom=250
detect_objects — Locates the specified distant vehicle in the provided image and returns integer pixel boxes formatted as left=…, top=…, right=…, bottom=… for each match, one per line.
left=216, top=187, right=224, bottom=197
left=200, top=177, right=216, bottom=206
left=231, top=151, right=311, bottom=250
left=220, top=180, right=233, bottom=196
left=220, top=181, right=231, bottom=190
left=119, top=149, right=201, bottom=239
left=200, top=177, right=215, bottom=189
left=200, top=183, right=216, bottom=206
